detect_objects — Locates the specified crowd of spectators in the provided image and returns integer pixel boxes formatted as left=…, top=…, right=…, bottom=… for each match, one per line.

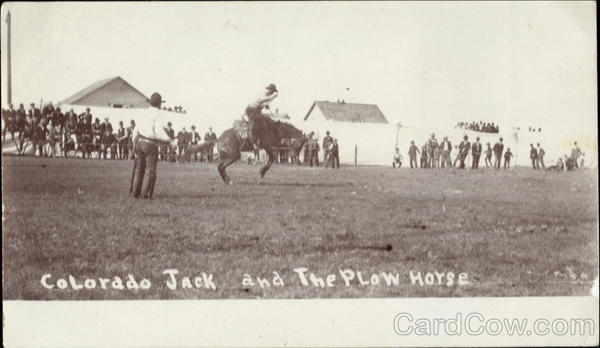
left=455, top=121, right=499, bottom=133
left=396, top=133, right=584, bottom=172
left=251, top=130, right=340, bottom=169
left=0, top=102, right=216, bottom=162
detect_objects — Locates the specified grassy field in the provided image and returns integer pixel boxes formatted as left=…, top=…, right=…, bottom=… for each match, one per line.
left=2, top=155, right=598, bottom=300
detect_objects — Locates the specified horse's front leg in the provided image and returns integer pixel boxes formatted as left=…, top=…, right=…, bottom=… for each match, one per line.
left=260, top=147, right=275, bottom=178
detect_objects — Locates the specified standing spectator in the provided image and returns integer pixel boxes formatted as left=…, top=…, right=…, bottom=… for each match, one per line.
left=326, top=139, right=340, bottom=169
left=484, top=143, right=493, bottom=167
left=530, top=143, right=538, bottom=169
left=80, top=107, right=93, bottom=126
left=33, top=117, right=48, bottom=157
left=190, top=125, right=201, bottom=161
left=116, top=121, right=127, bottom=159
left=471, top=136, right=482, bottom=169
left=100, top=118, right=113, bottom=159
left=537, top=143, right=545, bottom=169
left=308, top=135, right=320, bottom=167
left=439, top=136, right=452, bottom=168
left=303, top=133, right=312, bottom=164
left=52, top=107, right=64, bottom=129
left=2, top=103, right=15, bottom=142
left=571, top=142, right=581, bottom=168
left=504, top=148, right=513, bottom=169
left=177, top=127, right=188, bottom=161
left=102, top=117, right=113, bottom=134
left=127, top=120, right=136, bottom=160
left=45, top=120, right=60, bottom=158
left=204, top=127, right=218, bottom=162
left=14, top=103, right=27, bottom=152
left=28, top=103, right=41, bottom=128
left=420, top=142, right=428, bottom=168
left=392, top=147, right=402, bottom=168
left=322, top=131, right=333, bottom=164
left=427, top=133, right=438, bottom=168
left=458, top=135, right=470, bottom=169
left=493, top=137, right=504, bottom=169
left=408, top=141, right=419, bottom=168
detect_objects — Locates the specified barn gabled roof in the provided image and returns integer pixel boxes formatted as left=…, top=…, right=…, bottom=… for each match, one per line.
left=304, top=100, right=388, bottom=124
left=62, top=76, right=149, bottom=105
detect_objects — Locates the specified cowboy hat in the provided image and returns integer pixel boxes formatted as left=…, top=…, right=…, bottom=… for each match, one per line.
left=265, top=83, right=278, bottom=92
left=148, top=92, right=166, bottom=107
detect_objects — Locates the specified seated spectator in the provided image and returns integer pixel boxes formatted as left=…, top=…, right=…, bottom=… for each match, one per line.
left=547, top=157, right=565, bottom=171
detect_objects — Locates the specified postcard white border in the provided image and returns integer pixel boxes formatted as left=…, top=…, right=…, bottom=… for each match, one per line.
left=3, top=296, right=599, bottom=347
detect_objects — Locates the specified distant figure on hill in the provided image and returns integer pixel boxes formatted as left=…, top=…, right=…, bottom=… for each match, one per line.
left=547, top=157, right=564, bottom=171
left=504, top=148, right=513, bottom=169
left=326, top=139, right=340, bottom=169
left=439, top=136, right=452, bottom=168
left=471, top=136, right=482, bottom=169
left=420, top=142, right=429, bottom=168
left=530, top=143, right=538, bottom=170
left=484, top=143, right=493, bottom=167
left=408, top=140, right=419, bottom=169
left=493, top=137, right=504, bottom=170
left=537, top=143, right=545, bottom=169
left=458, top=135, right=470, bottom=169
left=392, top=147, right=403, bottom=168
left=571, top=142, right=582, bottom=168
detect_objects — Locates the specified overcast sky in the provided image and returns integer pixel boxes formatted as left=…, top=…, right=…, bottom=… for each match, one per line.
left=0, top=2, right=596, bottom=131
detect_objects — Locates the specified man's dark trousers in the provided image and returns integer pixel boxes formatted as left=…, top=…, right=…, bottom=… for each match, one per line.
left=131, top=139, right=159, bottom=199
left=410, top=155, right=417, bottom=168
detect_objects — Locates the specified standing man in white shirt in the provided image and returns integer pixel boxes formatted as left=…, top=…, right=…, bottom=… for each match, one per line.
left=130, top=92, right=175, bottom=199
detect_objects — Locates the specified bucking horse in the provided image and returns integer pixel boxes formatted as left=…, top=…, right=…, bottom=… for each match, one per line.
left=188, top=113, right=307, bottom=184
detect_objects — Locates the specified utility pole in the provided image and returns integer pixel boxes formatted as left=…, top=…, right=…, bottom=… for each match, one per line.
left=5, top=10, right=12, bottom=104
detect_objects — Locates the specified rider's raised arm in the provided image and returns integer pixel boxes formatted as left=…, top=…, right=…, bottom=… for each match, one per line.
left=257, top=92, right=278, bottom=107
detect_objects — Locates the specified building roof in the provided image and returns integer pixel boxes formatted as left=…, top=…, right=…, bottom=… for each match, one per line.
left=304, top=100, right=388, bottom=124
left=62, top=76, right=149, bottom=108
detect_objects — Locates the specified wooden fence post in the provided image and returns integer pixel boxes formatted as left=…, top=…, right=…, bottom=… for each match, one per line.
left=354, top=145, right=357, bottom=167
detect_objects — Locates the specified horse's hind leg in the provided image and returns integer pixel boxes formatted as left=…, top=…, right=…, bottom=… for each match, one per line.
left=217, top=161, right=228, bottom=183
left=218, top=156, right=239, bottom=184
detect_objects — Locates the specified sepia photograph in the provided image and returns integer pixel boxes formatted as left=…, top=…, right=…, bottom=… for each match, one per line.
left=1, top=1, right=598, bottom=346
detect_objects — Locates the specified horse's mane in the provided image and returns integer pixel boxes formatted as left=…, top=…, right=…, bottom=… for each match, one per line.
left=257, top=116, right=304, bottom=139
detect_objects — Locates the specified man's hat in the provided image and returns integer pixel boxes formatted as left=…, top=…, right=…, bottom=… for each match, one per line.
left=463, top=135, right=468, bottom=140
left=148, top=92, right=166, bottom=107
left=265, top=83, right=278, bottom=92
left=476, top=136, right=480, bottom=140
left=191, top=125, right=196, bottom=129
left=86, top=107, right=90, bottom=111
left=167, top=121, right=172, bottom=126
left=499, top=137, right=503, bottom=141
